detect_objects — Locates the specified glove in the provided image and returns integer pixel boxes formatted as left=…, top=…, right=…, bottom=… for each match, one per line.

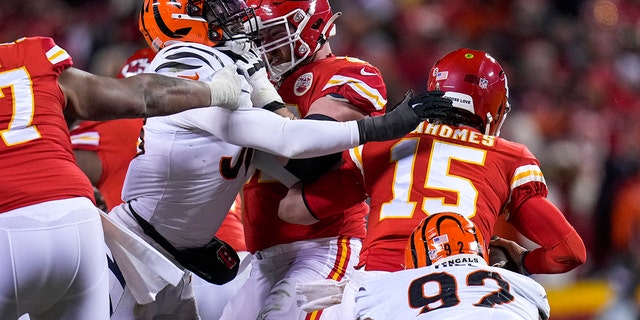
left=235, top=49, right=284, bottom=109
left=408, top=90, right=454, bottom=115
left=207, top=64, right=243, bottom=110
left=296, top=279, right=347, bottom=312
left=356, top=89, right=454, bottom=144
left=489, top=236, right=530, bottom=275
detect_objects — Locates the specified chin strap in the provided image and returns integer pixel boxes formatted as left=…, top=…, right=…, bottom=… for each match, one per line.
left=316, top=12, right=342, bottom=48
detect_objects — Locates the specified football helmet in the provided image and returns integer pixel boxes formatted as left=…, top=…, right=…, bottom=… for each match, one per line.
left=117, top=47, right=156, bottom=79
left=405, top=212, right=486, bottom=269
left=139, top=0, right=258, bottom=51
left=427, top=48, right=511, bottom=136
left=246, top=0, right=341, bottom=81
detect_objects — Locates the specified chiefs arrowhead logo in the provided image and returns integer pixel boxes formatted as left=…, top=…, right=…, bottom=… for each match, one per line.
left=294, top=72, right=313, bottom=96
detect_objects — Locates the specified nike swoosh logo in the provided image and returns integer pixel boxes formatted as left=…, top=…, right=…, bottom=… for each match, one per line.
left=178, top=73, right=200, bottom=81
left=360, top=67, right=377, bottom=76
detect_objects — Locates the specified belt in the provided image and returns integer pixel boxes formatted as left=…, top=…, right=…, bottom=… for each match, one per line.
left=127, top=202, right=181, bottom=259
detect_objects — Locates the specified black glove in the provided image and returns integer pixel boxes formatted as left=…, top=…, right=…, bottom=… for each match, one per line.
left=356, top=90, right=453, bottom=144
left=409, top=90, right=454, bottom=116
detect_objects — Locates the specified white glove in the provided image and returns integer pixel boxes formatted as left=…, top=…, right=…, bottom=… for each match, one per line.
left=235, top=49, right=284, bottom=108
left=207, top=64, right=243, bottom=110
left=295, top=279, right=347, bottom=312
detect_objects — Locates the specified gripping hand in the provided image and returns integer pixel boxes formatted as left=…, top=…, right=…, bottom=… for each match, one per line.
left=490, top=236, right=530, bottom=275
left=207, top=64, right=243, bottom=110
left=235, top=49, right=285, bottom=110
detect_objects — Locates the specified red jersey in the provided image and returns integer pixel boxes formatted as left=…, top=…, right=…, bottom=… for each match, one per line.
left=69, top=119, right=143, bottom=210
left=243, top=55, right=387, bottom=252
left=305, top=122, right=547, bottom=271
left=0, top=37, right=93, bottom=213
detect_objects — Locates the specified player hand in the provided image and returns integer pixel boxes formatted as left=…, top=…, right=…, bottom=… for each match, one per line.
left=356, top=90, right=420, bottom=144
left=490, top=236, right=530, bottom=275
left=207, top=64, right=243, bottom=110
left=235, top=49, right=284, bottom=108
left=408, top=90, right=454, bottom=118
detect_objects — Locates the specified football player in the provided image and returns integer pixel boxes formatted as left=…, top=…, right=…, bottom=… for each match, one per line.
left=280, top=48, right=586, bottom=275
left=354, top=212, right=550, bottom=320
left=222, top=0, right=388, bottom=319
left=0, top=36, right=243, bottom=320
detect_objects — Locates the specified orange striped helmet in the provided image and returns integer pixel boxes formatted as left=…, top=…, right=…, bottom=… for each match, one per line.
left=139, top=0, right=257, bottom=51
left=405, top=212, right=486, bottom=269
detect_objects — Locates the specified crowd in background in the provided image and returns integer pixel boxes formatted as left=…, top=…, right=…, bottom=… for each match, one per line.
left=2, top=0, right=639, bottom=318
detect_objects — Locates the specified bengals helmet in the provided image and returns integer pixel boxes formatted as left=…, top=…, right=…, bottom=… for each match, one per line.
left=139, top=0, right=258, bottom=52
left=427, top=48, right=511, bottom=136
left=405, top=212, right=486, bottom=269
left=246, top=0, right=341, bottom=81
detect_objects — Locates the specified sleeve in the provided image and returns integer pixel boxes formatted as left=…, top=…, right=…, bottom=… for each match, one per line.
left=175, top=106, right=362, bottom=159
left=320, top=61, right=387, bottom=115
left=38, top=36, right=73, bottom=74
left=504, top=146, right=548, bottom=216
left=509, top=196, right=587, bottom=274
left=302, top=156, right=368, bottom=219
left=69, top=121, right=100, bottom=151
left=252, top=150, right=299, bottom=188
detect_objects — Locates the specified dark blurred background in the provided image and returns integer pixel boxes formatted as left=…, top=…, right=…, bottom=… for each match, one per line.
left=3, top=1, right=639, bottom=319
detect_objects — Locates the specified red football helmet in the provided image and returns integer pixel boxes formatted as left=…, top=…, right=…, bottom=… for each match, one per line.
left=139, top=0, right=257, bottom=51
left=246, top=0, right=341, bottom=81
left=405, top=212, right=486, bottom=269
left=427, top=48, right=510, bottom=136
left=117, top=47, right=157, bottom=79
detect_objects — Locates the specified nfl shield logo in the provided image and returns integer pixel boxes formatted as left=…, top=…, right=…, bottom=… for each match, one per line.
left=479, top=78, right=489, bottom=89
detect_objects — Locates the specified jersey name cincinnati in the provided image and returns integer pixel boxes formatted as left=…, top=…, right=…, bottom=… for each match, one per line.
left=412, top=122, right=496, bottom=147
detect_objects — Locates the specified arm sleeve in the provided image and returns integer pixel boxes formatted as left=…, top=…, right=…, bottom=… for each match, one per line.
left=284, top=114, right=342, bottom=181
left=302, top=160, right=368, bottom=219
left=175, top=106, right=361, bottom=159
left=508, top=196, right=587, bottom=274
left=252, top=150, right=299, bottom=188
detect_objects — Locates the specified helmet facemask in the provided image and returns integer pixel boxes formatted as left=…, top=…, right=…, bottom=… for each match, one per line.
left=193, top=0, right=258, bottom=50
left=249, top=0, right=341, bottom=82
left=252, top=9, right=312, bottom=82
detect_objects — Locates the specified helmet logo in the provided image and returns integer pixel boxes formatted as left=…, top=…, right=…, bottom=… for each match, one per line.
left=465, top=53, right=474, bottom=59
left=479, top=78, right=488, bottom=89
left=293, top=11, right=304, bottom=23
left=294, top=72, right=313, bottom=96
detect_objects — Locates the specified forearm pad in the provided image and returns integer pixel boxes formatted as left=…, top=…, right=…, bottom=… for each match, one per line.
left=356, top=104, right=420, bottom=144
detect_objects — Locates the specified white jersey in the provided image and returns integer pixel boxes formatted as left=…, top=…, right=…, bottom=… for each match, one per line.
left=121, top=42, right=253, bottom=249
left=354, top=254, right=550, bottom=320
left=119, top=42, right=362, bottom=249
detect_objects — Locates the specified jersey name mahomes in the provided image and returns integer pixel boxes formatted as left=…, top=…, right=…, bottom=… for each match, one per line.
left=411, top=122, right=496, bottom=147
